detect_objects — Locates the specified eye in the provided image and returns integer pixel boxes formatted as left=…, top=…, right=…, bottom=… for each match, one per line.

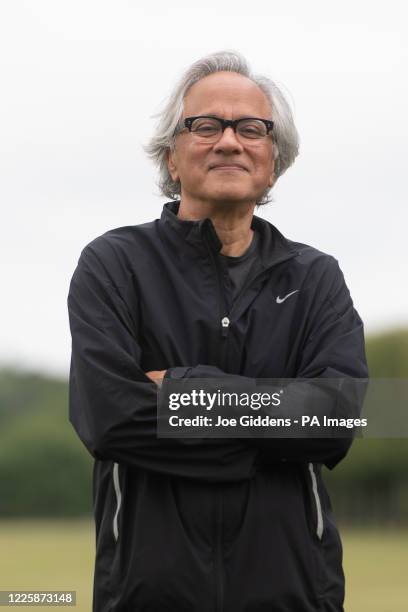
left=191, top=118, right=220, bottom=135
left=237, top=120, right=267, bottom=138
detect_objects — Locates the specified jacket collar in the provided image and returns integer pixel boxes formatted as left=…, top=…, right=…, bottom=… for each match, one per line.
left=159, top=200, right=299, bottom=269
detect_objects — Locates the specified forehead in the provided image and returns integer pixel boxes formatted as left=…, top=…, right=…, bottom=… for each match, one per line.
left=183, top=71, right=272, bottom=118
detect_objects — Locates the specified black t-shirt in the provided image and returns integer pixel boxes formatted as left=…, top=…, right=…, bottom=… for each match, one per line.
left=219, top=230, right=261, bottom=304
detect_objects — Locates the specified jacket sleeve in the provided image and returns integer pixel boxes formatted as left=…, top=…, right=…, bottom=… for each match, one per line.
left=68, top=244, right=258, bottom=482
left=165, top=257, right=369, bottom=470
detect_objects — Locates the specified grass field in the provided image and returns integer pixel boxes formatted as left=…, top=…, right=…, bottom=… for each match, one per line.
left=0, top=519, right=407, bottom=611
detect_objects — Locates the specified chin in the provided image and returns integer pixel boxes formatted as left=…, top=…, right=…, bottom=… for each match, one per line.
left=203, top=197, right=243, bottom=207
left=208, top=191, right=254, bottom=205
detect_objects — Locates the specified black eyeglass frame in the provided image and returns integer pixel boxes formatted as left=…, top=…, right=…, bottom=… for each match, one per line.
left=182, top=116, right=274, bottom=136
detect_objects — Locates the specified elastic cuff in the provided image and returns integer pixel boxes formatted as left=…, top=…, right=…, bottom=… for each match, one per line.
left=164, top=366, right=193, bottom=380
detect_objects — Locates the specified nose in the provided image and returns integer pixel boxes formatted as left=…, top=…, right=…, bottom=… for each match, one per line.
left=213, top=126, right=244, bottom=153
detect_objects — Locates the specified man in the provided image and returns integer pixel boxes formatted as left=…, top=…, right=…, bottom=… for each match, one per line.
left=68, top=51, right=368, bottom=611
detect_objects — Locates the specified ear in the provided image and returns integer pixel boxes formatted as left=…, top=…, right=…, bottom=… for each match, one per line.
left=166, top=148, right=179, bottom=182
left=268, top=157, right=276, bottom=188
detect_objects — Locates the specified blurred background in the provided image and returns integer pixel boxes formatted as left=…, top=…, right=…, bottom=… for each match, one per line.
left=0, top=1, right=407, bottom=610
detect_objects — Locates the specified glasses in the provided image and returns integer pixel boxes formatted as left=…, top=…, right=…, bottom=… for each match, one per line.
left=179, top=116, right=274, bottom=143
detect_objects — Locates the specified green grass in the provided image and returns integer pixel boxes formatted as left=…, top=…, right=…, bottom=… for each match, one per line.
left=0, top=520, right=407, bottom=611
left=0, top=520, right=93, bottom=611
left=342, top=528, right=408, bottom=612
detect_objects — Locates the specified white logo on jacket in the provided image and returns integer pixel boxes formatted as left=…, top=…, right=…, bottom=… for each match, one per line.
left=276, top=290, right=299, bottom=304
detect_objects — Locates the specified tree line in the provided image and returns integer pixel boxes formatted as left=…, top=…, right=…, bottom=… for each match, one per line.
left=0, top=328, right=407, bottom=523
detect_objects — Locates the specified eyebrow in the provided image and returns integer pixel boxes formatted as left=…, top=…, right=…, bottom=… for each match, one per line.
left=186, top=113, right=271, bottom=120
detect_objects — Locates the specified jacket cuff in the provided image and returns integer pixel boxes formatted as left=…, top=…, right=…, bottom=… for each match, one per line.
left=164, top=366, right=193, bottom=380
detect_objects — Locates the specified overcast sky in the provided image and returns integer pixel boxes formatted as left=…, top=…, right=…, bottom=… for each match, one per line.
left=1, top=0, right=407, bottom=377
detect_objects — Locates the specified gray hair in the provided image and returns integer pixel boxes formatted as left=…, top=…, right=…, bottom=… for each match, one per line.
left=144, top=50, right=299, bottom=205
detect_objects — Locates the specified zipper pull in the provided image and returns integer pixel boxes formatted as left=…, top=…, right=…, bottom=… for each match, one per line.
left=221, top=316, right=230, bottom=338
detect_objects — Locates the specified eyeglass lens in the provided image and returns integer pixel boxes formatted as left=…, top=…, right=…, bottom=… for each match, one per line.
left=190, top=117, right=268, bottom=140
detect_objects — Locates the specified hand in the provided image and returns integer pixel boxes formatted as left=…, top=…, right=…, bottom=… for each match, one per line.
left=145, top=370, right=167, bottom=387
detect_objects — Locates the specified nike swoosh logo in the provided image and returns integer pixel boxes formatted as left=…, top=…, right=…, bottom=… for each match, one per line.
left=276, top=290, right=299, bottom=304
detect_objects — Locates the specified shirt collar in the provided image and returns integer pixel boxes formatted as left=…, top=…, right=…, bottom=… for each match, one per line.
left=159, top=200, right=298, bottom=268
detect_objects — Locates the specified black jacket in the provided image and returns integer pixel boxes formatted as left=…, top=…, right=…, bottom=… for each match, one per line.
left=68, top=200, right=368, bottom=612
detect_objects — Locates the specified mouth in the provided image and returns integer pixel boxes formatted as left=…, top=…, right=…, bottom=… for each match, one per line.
left=209, top=164, right=248, bottom=172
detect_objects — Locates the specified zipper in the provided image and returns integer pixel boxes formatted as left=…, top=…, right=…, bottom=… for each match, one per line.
left=203, top=229, right=299, bottom=611
left=112, top=462, right=122, bottom=542
left=214, top=488, right=224, bottom=612
left=203, top=236, right=227, bottom=611
left=204, top=238, right=231, bottom=366
left=221, top=316, right=230, bottom=338
left=308, top=463, right=324, bottom=540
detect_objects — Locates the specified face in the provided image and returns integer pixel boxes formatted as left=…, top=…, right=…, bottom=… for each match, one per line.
left=166, top=71, right=276, bottom=208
